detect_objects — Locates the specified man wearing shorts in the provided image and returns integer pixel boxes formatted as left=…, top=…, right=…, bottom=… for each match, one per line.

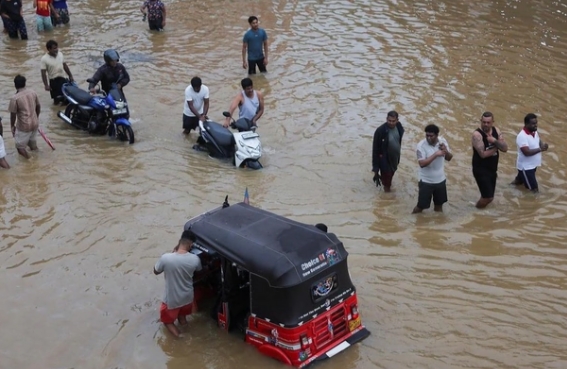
left=412, top=124, right=453, bottom=213
left=511, top=113, right=549, bottom=193
left=372, top=110, right=404, bottom=192
left=242, top=16, right=268, bottom=74
left=9, top=75, right=41, bottom=159
left=182, top=77, right=209, bottom=135
left=0, top=117, right=10, bottom=169
left=154, top=230, right=202, bottom=338
left=471, top=111, right=508, bottom=208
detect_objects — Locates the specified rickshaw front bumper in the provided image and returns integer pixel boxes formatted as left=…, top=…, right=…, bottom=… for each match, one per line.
left=308, top=326, right=371, bottom=366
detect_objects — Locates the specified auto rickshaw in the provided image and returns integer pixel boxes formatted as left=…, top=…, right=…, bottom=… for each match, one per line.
left=184, top=200, right=370, bottom=368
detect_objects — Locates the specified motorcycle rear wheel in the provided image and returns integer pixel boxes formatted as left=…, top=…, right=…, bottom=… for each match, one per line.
left=116, top=125, right=135, bottom=144
left=64, top=105, right=83, bottom=129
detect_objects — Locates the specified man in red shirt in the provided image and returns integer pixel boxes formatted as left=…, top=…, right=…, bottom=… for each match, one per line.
left=33, top=0, right=58, bottom=32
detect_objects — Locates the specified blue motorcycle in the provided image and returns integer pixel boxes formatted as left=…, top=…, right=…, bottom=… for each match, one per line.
left=57, top=79, right=135, bottom=144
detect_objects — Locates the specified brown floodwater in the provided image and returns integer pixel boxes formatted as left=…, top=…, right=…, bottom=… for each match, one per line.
left=1, top=0, right=567, bottom=368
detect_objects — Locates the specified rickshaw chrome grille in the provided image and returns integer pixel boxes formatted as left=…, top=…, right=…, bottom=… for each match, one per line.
left=312, top=305, right=348, bottom=350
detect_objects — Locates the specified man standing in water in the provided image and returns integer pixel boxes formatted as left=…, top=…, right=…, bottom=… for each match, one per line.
left=41, top=40, right=74, bottom=105
left=372, top=111, right=404, bottom=192
left=511, top=113, right=549, bottom=193
left=471, top=111, right=508, bottom=208
left=412, top=124, right=452, bottom=213
left=154, top=230, right=202, bottom=338
left=9, top=75, right=41, bottom=159
left=223, top=78, right=264, bottom=127
left=182, top=76, right=209, bottom=135
left=242, top=16, right=268, bottom=74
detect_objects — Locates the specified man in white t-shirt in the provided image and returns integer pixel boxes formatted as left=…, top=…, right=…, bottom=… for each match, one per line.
left=412, top=124, right=453, bottom=214
left=182, top=76, right=209, bottom=135
left=40, top=40, right=74, bottom=105
left=511, top=113, right=549, bottom=192
left=0, top=117, right=10, bottom=169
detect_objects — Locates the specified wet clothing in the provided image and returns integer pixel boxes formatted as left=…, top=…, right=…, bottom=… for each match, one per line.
left=1, top=0, right=23, bottom=21
left=9, top=88, right=40, bottom=132
left=35, top=0, right=52, bottom=17
left=51, top=0, right=69, bottom=26
left=41, top=51, right=68, bottom=99
left=36, top=14, right=53, bottom=31
left=416, top=137, right=450, bottom=209
left=243, top=28, right=268, bottom=60
left=155, top=252, right=202, bottom=309
left=48, top=77, right=67, bottom=100
left=248, top=58, right=266, bottom=75
left=472, top=127, right=500, bottom=198
left=417, top=180, right=447, bottom=209
left=372, top=122, right=404, bottom=181
left=243, top=28, right=268, bottom=74
left=14, top=129, right=38, bottom=150
left=515, top=128, right=542, bottom=191
left=238, top=91, right=259, bottom=121
left=35, top=0, right=54, bottom=31
left=1, top=0, right=27, bottom=39
left=416, top=137, right=449, bottom=183
left=88, top=63, right=130, bottom=95
left=142, top=0, right=164, bottom=30
left=514, top=168, right=538, bottom=191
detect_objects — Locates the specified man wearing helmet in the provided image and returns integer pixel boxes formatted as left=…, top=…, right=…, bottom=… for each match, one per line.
left=88, top=49, right=130, bottom=97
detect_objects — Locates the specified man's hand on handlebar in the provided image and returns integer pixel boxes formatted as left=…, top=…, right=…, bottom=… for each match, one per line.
left=223, top=118, right=231, bottom=128
left=89, top=88, right=96, bottom=94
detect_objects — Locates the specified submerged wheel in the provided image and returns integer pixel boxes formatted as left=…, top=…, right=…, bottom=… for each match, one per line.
left=64, top=105, right=82, bottom=129
left=116, top=125, right=135, bottom=144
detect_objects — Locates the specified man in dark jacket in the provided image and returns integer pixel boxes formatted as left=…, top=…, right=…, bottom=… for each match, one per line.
left=372, top=111, right=404, bottom=192
left=88, top=49, right=130, bottom=96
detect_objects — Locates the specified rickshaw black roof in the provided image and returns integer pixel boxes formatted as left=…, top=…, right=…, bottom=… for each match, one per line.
left=187, top=203, right=348, bottom=288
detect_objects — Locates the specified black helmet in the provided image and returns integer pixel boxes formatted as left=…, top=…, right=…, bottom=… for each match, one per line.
left=103, top=49, right=120, bottom=64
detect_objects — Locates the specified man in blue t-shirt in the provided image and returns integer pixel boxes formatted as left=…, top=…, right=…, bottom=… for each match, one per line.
left=242, top=16, right=268, bottom=75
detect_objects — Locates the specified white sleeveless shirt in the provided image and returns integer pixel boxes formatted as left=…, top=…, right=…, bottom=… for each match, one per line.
left=239, top=90, right=259, bottom=121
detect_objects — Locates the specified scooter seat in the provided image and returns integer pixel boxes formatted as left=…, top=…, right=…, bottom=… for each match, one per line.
left=203, top=121, right=234, bottom=147
left=65, top=85, right=93, bottom=105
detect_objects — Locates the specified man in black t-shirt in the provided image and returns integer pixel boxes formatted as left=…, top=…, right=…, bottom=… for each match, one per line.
left=0, top=0, right=28, bottom=39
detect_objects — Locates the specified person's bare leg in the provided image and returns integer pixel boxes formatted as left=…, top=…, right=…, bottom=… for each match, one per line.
left=0, top=158, right=9, bottom=169
left=17, top=148, right=30, bottom=159
left=475, top=197, right=493, bottom=209
left=433, top=205, right=443, bottom=212
left=28, top=140, right=38, bottom=151
left=178, top=314, right=188, bottom=327
left=164, top=323, right=181, bottom=337
left=384, top=186, right=391, bottom=193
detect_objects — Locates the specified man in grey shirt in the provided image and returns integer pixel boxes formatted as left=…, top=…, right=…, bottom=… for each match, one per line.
left=154, top=230, right=202, bottom=337
left=412, top=124, right=453, bottom=213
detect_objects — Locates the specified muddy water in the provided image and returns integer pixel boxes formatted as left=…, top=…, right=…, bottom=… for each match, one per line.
left=1, top=0, right=567, bottom=368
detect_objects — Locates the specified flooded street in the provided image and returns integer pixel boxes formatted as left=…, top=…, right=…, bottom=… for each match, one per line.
left=1, top=0, right=567, bottom=368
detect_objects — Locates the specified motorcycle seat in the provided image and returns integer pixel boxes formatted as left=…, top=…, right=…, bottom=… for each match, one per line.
left=65, top=85, right=93, bottom=105
left=204, top=121, right=234, bottom=146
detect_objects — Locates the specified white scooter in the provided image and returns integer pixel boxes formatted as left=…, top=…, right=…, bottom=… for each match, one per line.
left=193, top=111, right=263, bottom=170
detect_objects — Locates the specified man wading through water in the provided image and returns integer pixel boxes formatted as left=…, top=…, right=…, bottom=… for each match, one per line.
left=154, top=231, right=202, bottom=338
left=372, top=110, right=404, bottom=192
left=471, top=111, right=508, bottom=208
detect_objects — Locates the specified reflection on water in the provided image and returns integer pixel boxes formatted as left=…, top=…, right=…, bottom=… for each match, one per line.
left=1, top=0, right=567, bottom=368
